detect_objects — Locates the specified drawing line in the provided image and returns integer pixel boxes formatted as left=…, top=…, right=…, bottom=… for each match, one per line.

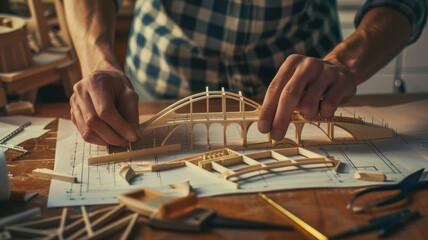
left=366, top=140, right=401, bottom=174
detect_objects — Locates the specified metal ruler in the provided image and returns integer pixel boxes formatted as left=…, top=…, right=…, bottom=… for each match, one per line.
left=0, top=121, right=31, bottom=153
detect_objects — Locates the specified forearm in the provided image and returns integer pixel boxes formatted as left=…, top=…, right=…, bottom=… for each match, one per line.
left=63, top=0, right=120, bottom=76
left=324, top=7, right=412, bottom=85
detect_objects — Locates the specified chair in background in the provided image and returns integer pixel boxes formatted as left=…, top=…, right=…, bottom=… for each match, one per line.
left=0, top=0, right=80, bottom=115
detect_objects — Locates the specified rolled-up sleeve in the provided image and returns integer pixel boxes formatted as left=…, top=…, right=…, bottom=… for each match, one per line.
left=355, top=0, right=427, bottom=44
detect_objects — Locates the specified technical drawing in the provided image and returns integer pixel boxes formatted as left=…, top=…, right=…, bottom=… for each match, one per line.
left=120, top=147, right=341, bottom=189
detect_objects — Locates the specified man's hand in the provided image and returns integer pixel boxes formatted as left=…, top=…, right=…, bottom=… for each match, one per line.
left=70, top=70, right=139, bottom=146
left=258, top=6, right=413, bottom=142
left=258, top=54, right=357, bottom=141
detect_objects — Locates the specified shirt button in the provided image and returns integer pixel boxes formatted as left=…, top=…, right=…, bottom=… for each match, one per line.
left=234, top=47, right=243, bottom=55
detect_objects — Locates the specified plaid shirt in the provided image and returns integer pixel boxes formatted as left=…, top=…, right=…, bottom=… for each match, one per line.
left=120, top=0, right=426, bottom=100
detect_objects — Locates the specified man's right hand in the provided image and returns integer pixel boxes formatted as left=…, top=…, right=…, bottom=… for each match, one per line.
left=70, top=70, right=139, bottom=146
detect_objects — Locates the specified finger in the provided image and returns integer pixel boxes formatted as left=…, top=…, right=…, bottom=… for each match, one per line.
left=89, top=85, right=138, bottom=143
left=299, top=67, right=336, bottom=118
left=319, top=84, right=344, bottom=118
left=270, top=63, right=317, bottom=141
left=258, top=55, right=300, bottom=133
left=117, top=88, right=140, bottom=129
left=71, top=98, right=108, bottom=146
left=74, top=86, right=129, bottom=146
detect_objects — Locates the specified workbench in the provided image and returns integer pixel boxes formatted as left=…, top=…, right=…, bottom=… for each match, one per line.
left=2, top=93, right=428, bottom=239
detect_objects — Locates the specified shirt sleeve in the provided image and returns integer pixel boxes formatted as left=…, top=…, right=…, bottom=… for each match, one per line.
left=354, top=0, right=427, bottom=44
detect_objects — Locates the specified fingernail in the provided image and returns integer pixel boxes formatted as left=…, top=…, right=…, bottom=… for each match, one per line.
left=258, top=120, right=270, bottom=133
left=271, top=129, right=284, bottom=141
left=125, top=134, right=137, bottom=142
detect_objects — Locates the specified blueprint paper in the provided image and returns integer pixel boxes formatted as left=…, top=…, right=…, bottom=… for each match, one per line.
left=47, top=100, right=428, bottom=207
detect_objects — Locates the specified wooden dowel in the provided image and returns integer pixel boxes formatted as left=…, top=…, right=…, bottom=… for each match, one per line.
left=80, top=206, right=94, bottom=236
left=57, top=208, right=68, bottom=240
left=120, top=213, right=139, bottom=240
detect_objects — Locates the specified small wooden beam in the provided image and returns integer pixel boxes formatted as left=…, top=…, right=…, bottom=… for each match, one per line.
left=354, top=171, right=386, bottom=182
left=83, top=214, right=133, bottom=240
left=80, top=206, right=94, bottom=237
left=57, top=208, right=68, bottom=240
left=0, top=207, right=41, bottom=230
left=32, top=168, right=77, bottom=183
left=88, top=144, right=181, bottom=165
left=120, top=213, right=139, bottom=240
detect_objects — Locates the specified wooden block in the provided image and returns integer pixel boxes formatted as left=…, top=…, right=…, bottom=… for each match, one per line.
left=354, top=171, right=386, bottom=182
left=32, top=168, right=77, bottom=183
left=118, top=188, right=197, bottom=219
left=5, top=101, right=34, bottom=115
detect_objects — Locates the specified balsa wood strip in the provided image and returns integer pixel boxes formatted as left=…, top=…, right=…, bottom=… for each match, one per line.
left=120, top=213, right=139, bottom=240
left=80, top=206, right=94, bottom=237
left=32, top=168, right=77, bottom=183
left=88, top=144, right=181, bottom=165
left=83, top=215, right=133, bottom=240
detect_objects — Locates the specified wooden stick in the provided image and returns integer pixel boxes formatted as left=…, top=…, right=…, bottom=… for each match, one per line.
left=88, top=144, right=181, bottom=165
left=80, top=206, right=94, bottom=237
left=91, top=204, right=126, bottom=229
left=57, top=208, right=68, bottom=240
left=5, top=226, right=54, bottom=238
left=63, top=207, right=114, bottom=238
left=0, top=207, right=41, bottom=230
left=32, top=168, right=77, bottom=183
left=120, top=213, right=139, bottom=240
left=83, top=215, right=133, bottom=240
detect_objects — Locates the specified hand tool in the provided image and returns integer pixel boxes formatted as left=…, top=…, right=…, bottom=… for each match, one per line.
left=330, top=209, right=420, bottom=239
left=347, top=168, right=428, bottom=213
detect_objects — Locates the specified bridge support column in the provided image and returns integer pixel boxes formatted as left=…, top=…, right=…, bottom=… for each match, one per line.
left=241, top=123, right=248, bottom=147
left=223, top=123, right=227, bottom=147
left=294, top=122, right=304, bottom=145
left=206, top=123, right=210, bottom=149
left=327, top=123, right=334, bottom=141
left=189, top=124, right=194, bottom=150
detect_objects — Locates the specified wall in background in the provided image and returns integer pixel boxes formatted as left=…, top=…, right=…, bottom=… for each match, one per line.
left=338, top=0, right=428, bottom=94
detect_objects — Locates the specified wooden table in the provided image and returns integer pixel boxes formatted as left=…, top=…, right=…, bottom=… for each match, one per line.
left=2, top=93, right=428, bottom=239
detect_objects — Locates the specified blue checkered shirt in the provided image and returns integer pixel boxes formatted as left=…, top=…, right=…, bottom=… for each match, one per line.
left=120, top=0, right=426, bottom=100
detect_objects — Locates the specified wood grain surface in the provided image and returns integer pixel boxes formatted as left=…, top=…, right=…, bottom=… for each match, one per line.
left=2, top=93, right=428, bottom=240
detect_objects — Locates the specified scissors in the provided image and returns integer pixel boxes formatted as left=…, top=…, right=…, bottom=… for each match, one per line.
left=330, top=209, right=421, bottom=239
left=348, top=168, right=428, bottom=213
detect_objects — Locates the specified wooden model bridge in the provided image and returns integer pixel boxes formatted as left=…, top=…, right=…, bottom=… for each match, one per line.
left=89, top=88, right=395, bottom=165
left=139, top=88, right=395, bottom=149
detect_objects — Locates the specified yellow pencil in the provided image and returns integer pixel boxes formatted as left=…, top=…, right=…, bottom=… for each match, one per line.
left=258, top=193, right=329, bottom=240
